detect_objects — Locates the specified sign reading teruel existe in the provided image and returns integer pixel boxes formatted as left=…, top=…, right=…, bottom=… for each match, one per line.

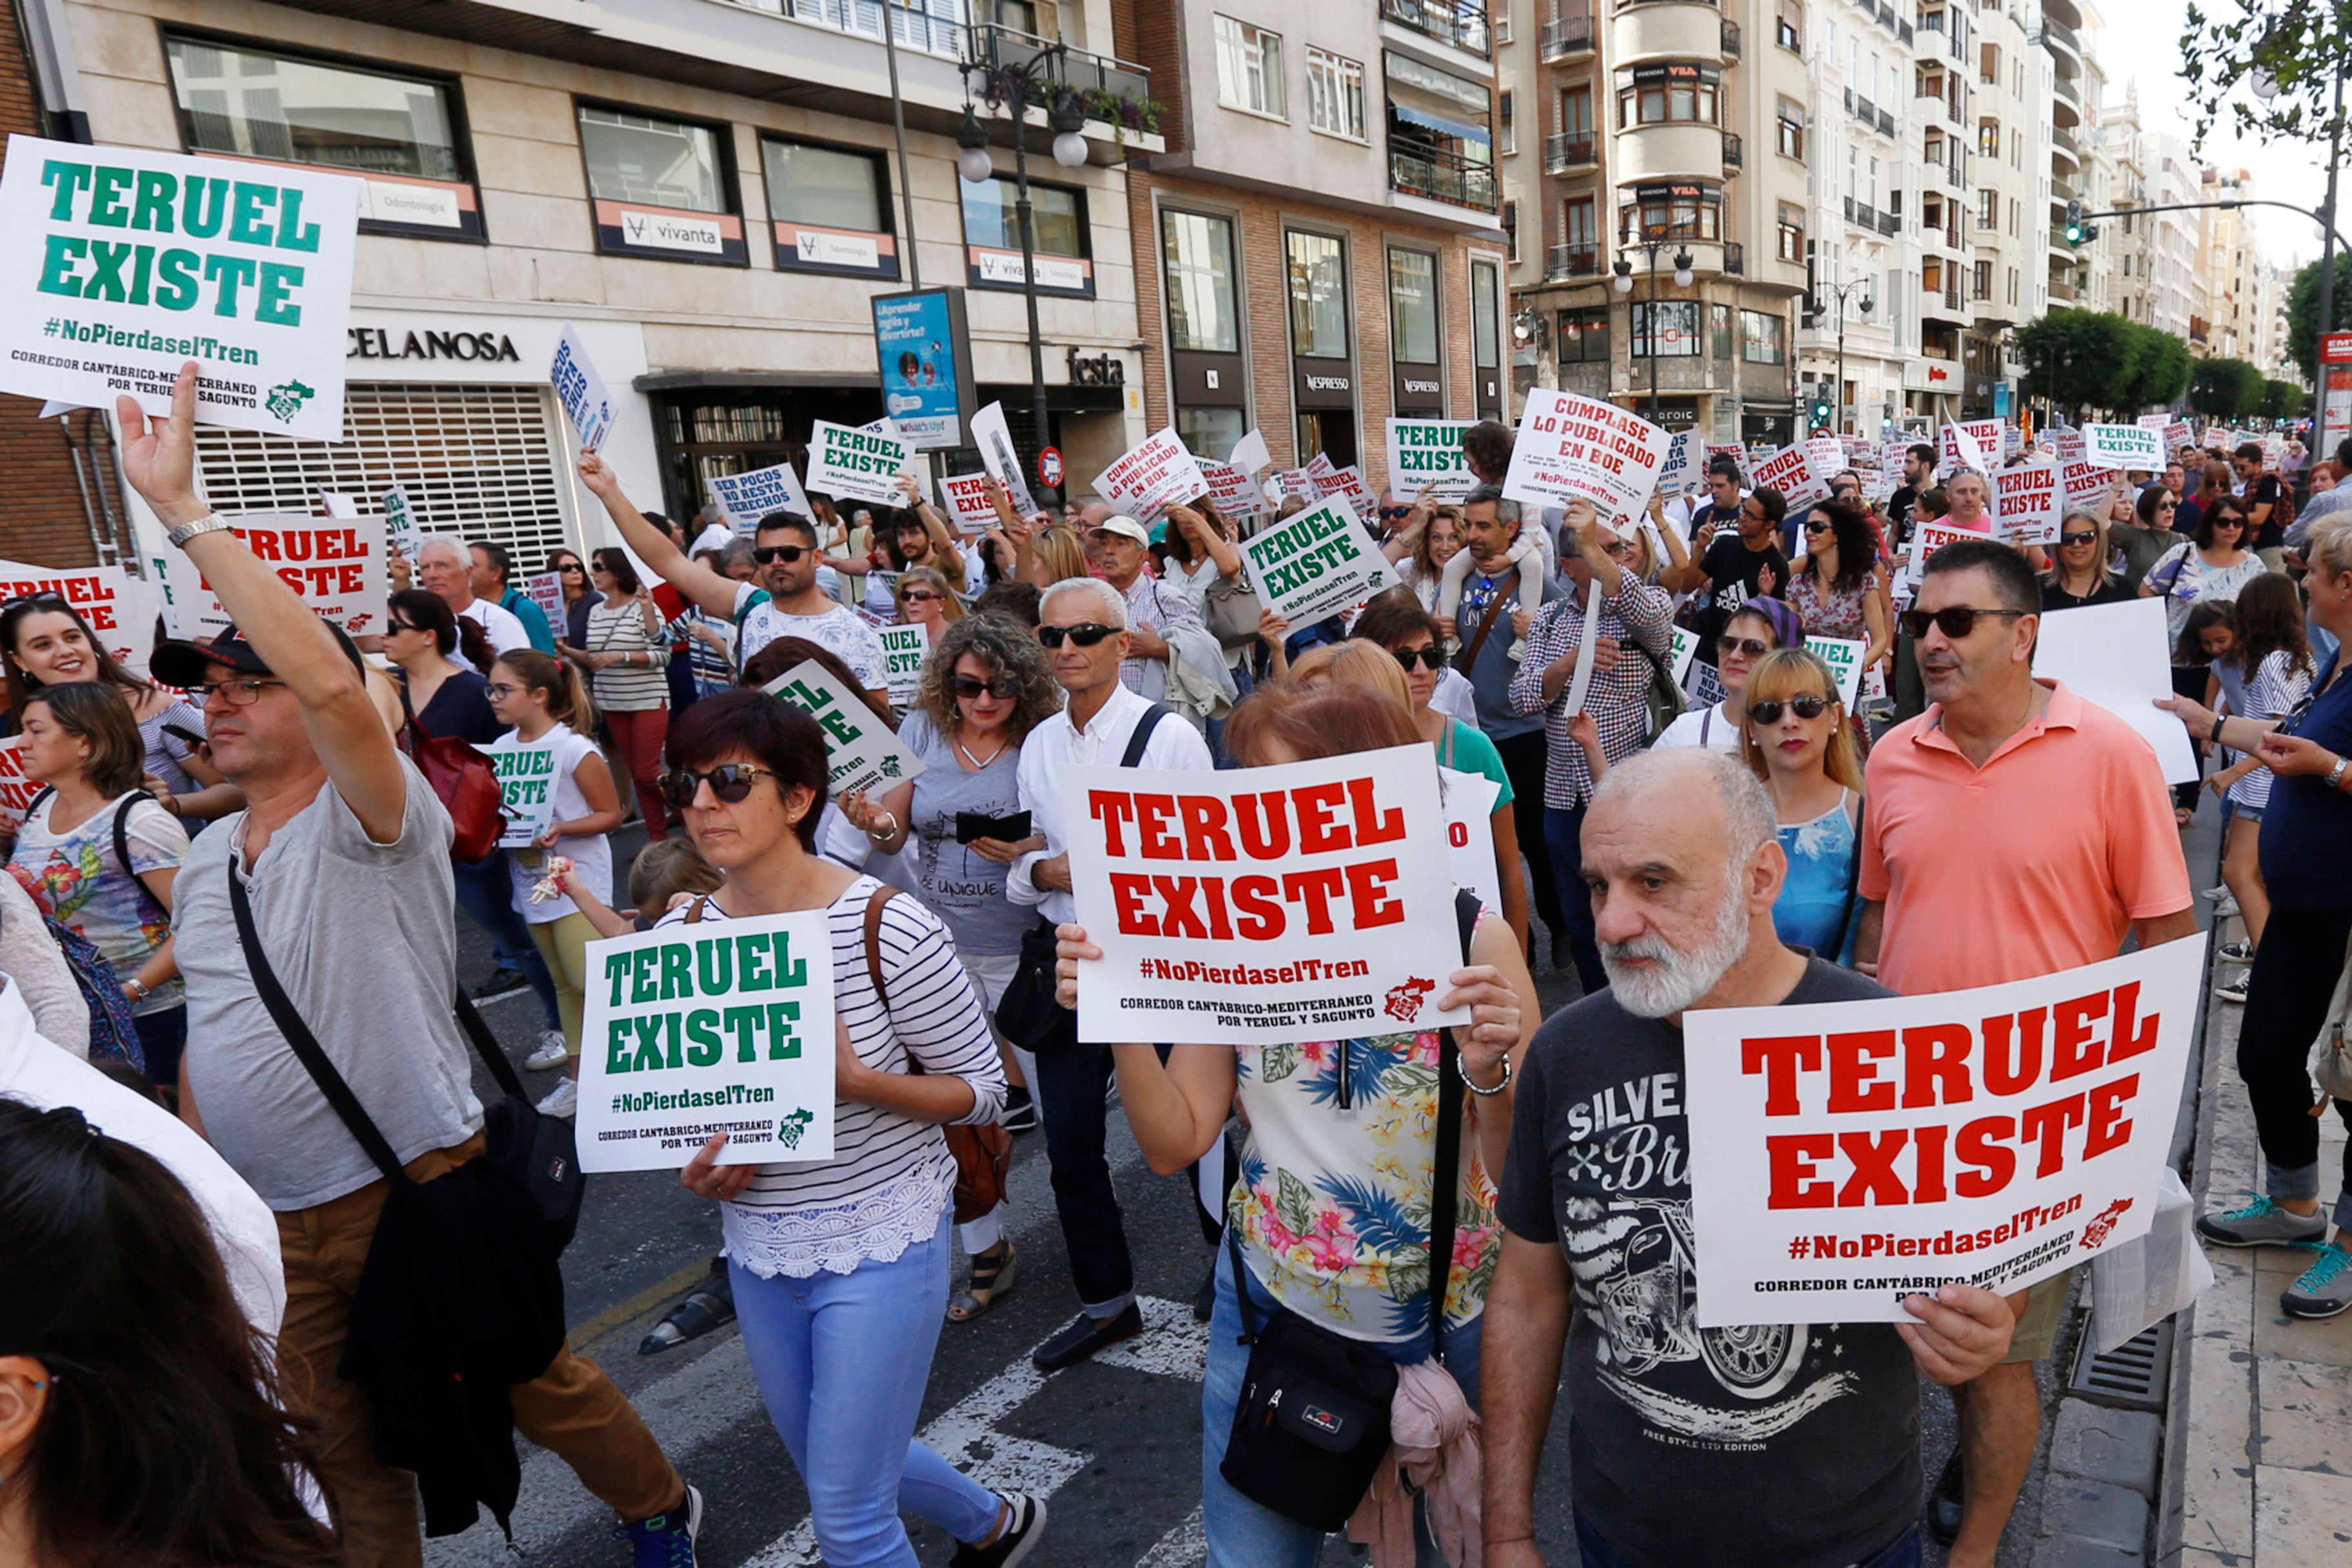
left=151, top=513, right=386, bottom=638
left=1681, top=938, right=2202, bottom=1326
left=1066, top=748, right=1471, bottom=1046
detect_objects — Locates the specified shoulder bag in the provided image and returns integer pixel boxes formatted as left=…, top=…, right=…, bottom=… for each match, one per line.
left=397, top=683, right=506, bottom=864
left=1215, top=889, right=1480, bottom=1532
left=1203, top=566, right=1265, bottom=651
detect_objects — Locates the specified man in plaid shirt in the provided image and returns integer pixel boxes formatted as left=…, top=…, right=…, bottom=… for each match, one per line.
left=1508, top=497, right=1673, bottom=992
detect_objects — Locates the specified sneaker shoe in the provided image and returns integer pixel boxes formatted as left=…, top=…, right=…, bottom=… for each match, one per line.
left=2200, top=883, right=2231, bottom=901
left=2195, top=1194, right=2327, bottom=1249
left=948, top=1493, right=1047, bottom=1568
left=525, top=1031, right=571, bottom=1071
left=470, top=965, right=526, bottom=1002
left=1031, top=1302, right=1142, bottom=1372
left=616, top=1484, right=701, bottom=1567
left=536, top=1077, right=580, bottom=1119
left=2215, top=971, right=2251, bottom=1004
left=2280, top=1242, right=2352, bottom=1319
left=1001, top=1084, right=1038, bottom=1135
left=2218, top=939, right=2257, bottom=963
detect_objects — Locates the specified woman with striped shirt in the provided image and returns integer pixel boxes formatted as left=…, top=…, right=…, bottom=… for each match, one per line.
left=660, top=690, right=1043, bottom=1568
left=564, top=547, right=671, bottom=838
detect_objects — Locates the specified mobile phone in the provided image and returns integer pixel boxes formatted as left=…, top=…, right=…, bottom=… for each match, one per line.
left=161, top=722, right=207, bottom=749
left=955, top=810, right=1030, bottom=845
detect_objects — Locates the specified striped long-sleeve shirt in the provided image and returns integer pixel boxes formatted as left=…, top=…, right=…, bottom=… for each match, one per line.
left=1507, top=574, right=1674, bottom=809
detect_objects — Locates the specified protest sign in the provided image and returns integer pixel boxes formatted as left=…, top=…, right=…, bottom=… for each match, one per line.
left=970, top=401, right=1037, bottom=516
left=1065, top=746, right=1473, bottom=1046
left=1318, top=463, right=1378, bottom=520
left=1502, top=389, right=1671, bottom=520
left=485, top=732, right=558, bottom=850
left=317, top=491, right=358, bottom=519
left=1685, top=655, right=1727, bottom=709
left=1752, top=443, right=1830, bottom=510
left=707, top=461, right=813, bottom=534
left=1202, top=460, right=1270, bottom=518
left=1559, top=580, right=1605, bottom=718
left=1304, top=450, right=1339, bottom=489
left=1904, top=518, right=1986, bottom=582
left=1683, top=936, right=2204, bottom=1324
left=379, top=484, right=420, bottom=564
left=2135, top=414, right=2170, bottom=431
left=808, top=418, right=913, bottom=507
left=1994, top=460, right=2061, bottom=547
left=1386, top=419, right=1480, bottom=502
left=0, top=558, right=155, bottom=672
left=522, top=571, right=564, bottom=631
left=2084, top=424, right=2162, bottom=471
left=1942, top=420, right=1999, bottom=477
left=2061, top=461, right=2112, bottom=514
left=1093, top=427, right=1208, bottom=520
left=0, top=736, right=35, bottom=833
left=2052, top=428, right=2086, bottom=465
left=1667, top=625, right=1701, bottom=690
left=1806, top=636, right=1866, bottom=707
left=937, top=471, right=1000, bottom=536
left=1654, top=430, right=1701, bottom=500
left=762, top=660, right=926, bottom=796
left=551, top=324, right=614, bottom=452
left=1804, top=436, right=1846, bottom=487
left=1270, top=468, right=1319, bottom=506
left=2030, top=596, right=2199, bottom=785
left=877, top=622, right=930, bottom=707
left=2003, top=423, right=2024, bottom=456
left=0, top=135, right=361, bottom=442
left=2162, top=420, right=2193, bottom=455
left=1228, top=427, right=1273, bottom=477
left=1239, top=499, right=1404, bottom=629
left=1439, top=765, right=1502, bottom=914
left=152, top=513, right=386, bottom=638
left=575, top=912, right=839, bottom=1173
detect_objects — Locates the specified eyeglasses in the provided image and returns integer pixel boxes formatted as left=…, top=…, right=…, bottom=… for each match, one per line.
left=386, top=620, right=421, bottom=634
left=1717, top=635, right=1772, bottom=658
left=952, top=674, right=1021, bottom=700
left=1379, top=506, right=1414, bottom=521
left=1393, top=645, right=1448, bottom=672
left=1037, top=622, right=1119, bottom=648
left=194, top=677, right=285, bottom=707
left=1601, top=541, right=1637, bottom=560
left=753, top=545, right=812, bottom=564
left=1897, top=605, right=2029, bottom=640
left=660, top=763, right=779, bottom=810
left=2059, top=531, right=2100, bottom=547
left=1747, top=694, right=1832, bottom=725
left=901, top=589, right=941, bottom=604
left=485, top=682, right=524, bottom=699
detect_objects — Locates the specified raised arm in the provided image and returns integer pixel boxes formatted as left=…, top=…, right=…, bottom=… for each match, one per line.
left=576, top=451, right=740, bottom=621
left=898, top=475, right=968, bottom=590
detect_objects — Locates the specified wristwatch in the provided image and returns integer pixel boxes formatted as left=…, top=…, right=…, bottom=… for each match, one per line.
left=165, top=513, right=232, bottom=549
left=2328, top=754, right=2350, bottom=792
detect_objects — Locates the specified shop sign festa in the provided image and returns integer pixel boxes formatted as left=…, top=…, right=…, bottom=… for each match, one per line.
left=1682, top=937, right=2202, bottom=1325
left=876, top=622, right=930, bottom=707
left=574, top=912, right=839, bottom=1173
left=0, top=558, right=156, bottom=674
left=762, top=660, right=926, bottom=796
left=1993, top=460, right=2060, bottom=547
left=1240, top=499, right=1404, bottom=630
left=2082, top=423, right=2162, bottom=471
left=808, top=419, right=914, bottom=507
left=1752, top=443, right=1829, bottom=510
left=550, top=324, right=614, bottom=452
left=1092, top=427, right=1208, bottom=520
left=1064, top=746, right=1473, bottom=1046
left=485, top=732, right=559, bottom=850
left=707, top=461, right=814, bottom=534
left=1384, top=418, right=1480, bottom=502
left=151, top=513, right=386, bottom=638
left=0, top=135, right=361, bottom=441
left=1502, top=389, right=1671, bottom=520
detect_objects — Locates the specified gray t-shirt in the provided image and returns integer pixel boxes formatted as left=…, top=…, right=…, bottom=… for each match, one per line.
left=1454, top=558, right=1565, bottom=741
left=176, top=757, right=484, bottom=1211
left=897, top=710, right=1034, bottom=957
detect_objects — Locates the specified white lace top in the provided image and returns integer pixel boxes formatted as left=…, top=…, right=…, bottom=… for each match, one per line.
left=655, top=876, right=1006, bottom=1277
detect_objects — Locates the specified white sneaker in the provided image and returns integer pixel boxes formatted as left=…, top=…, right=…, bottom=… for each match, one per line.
left=525, top=1032, right=571, bottom=1071
left=2215, top=894, right=2242, bottom=918
left=2200, top=884, right=2230, bottom=900
left=536, top=1077, right=580, bottom=1119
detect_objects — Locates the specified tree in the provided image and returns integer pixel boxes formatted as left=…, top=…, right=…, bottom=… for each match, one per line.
left=2262, top=377, right=2308, bottom=420
left=2180, top=3, right=2352, bottom=158
left=2286, top=253, right=2352, bottom=384
left=2188, top=357, right=2266, bottom=420
left=2126, top=329, right=2195, bottom=412
left=2015, top=309, right=2193, bottom=419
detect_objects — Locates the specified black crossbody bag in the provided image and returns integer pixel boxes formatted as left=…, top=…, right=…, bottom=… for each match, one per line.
left=1217, top=890, right=1480, bottom=1532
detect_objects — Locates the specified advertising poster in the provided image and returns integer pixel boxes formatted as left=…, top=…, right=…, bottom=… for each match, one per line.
left=1682, top=937, right=2204, bottom=1324
left=551, top=324, right=614, bottom=452
left=877, top=622, right=930, bottom=707
left=485, top=732, right=558, bottom=850
left=0, top=558, right=156, bottom=673
left=1092, top=427, right=1209, bottom=520
left=575, top=912, right=839, bottom=1173
left=0, top=135, right=361, bottom=441
left=708, top=461, right=814, bottom=533
left=1994, top=460, right=2061, bottom=547
left=1502, top=389, right=1672, bottom=519
left=971, top=400, right=1038, bottom=516
left=763, top=660, right=926, bottom=796
left=872, top=287, right=973, bottom=450
left=152, top=512, right=386, bottom=638
left=1239, top=499, right=1404, bottom=629
left=1064, top=747, right=1473, bottom=1045
left=808, top=419, right=914, bottom=507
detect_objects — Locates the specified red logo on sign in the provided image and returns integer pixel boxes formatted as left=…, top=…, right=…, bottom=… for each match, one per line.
left=2324, top=333, right=2352, bottom=364
left=2079, top=1197, right=2133, bottom=1250
left=1037, top=446, right=1064, bottom=487
left=1382, top=976, right=1436, bottom=1023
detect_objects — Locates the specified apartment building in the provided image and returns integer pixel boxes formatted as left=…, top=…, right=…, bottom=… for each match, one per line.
left=1963, top=0, right=2043, bottom=420
left=2198, top=168, right=2255, bottom=361
left=2104, top=120, right=2200, bottom=340
left=2041, top=0, right=2086, bottom=315
left=1912, top=0, right=1975, bottom=425
left=1112, top=0, right=1512, bottom=491
left=29, top=0, right=1161, bottom=565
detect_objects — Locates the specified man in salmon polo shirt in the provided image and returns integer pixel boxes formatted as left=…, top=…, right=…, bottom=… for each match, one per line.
left=1853, top=536, right=2195, bottom=1568
left=1942, top=468, right=1994, bottom=533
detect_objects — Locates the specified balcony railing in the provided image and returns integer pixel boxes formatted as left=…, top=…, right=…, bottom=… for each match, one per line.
left=965, top=24, right=1155, bottom=124
left=1540, top=12, right=1594, bottom=59
left=1877, top=107, right=1897, bottom=137
left=1722, top=19, right=1741, bottom=56
left=1381, top=0, right=1491, bottom=57
left=1855, top=93, right=1877, bottom=125
left=1547, top=241, right=1600, bottom=280
left=2041, top=17, right=2080, bottom=54
left=1878, top=210, right=1900, bottom=236
left=1897, top=20, right=1914, bottom=44
left=1545, top=132, right=1597, bottom=173
left=1392, top=145, right=1499, bottom=211
left=1724, top=240, right=1745, bottom=276
left=1721, top=131, right=1743, bottom=169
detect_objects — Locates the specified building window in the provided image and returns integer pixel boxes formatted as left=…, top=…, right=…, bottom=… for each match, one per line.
left=1498, top=88, right=1514, bottom=155
left=1977, top=121, right=1998, bottom=158
left=578, top=104, right=727, bottom=212
left=1740, top=309, right=1785, bottom=364
left=962, top=175, right=1091, bottom=292
left=762, top=137, right=886, bottom=231
left=2008, top=266, right=2019, bottom=306
left=1980, top=43, right=1999, bottom=86
left=1473, top=259, right=1501, bottom=373
left=1558, top=306, right=1609, bottom=364
left=1969, top=259, right=1988, bottom=299
left=1306, top=48, right=1366, bottom=139
left=1286, top=230, right=1349, bottom=358
left=1502, top=199, right=1518, bottom=262
left=1777, top=0, right=1803, bottom=52
left=1631, top=300, right=1701, bottom=358
left=1977, top=188, right=1997, bottom=229
left=1562, top=84, right=1594, bottom=141
left=1778, top=201, right=1805, bottom=263
left=1388, top=248, right=1440, bottom=362
left=1776, top=98, right=1805, bottom=159
left=1214, top=16, right=1285, bottom=119
left=1616, top=65, right=1720, bottom=128
left=1711, top=302, right=1734, bottom=359
left=1162, top=210, right=1240, bottom=355
left=2008, top=197, right=2019, bottom=237
left=1622, top=186, right=1721, bottom=242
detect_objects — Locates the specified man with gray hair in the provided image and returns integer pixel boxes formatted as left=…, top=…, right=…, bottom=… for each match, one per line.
left=1480, top=747, right=2022, bottom=1568
left=415, top=533, right=529, bottom=663
left=1010, top=576, right=1213, bottom=1371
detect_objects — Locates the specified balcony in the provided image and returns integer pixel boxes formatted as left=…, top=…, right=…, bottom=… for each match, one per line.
left=1724, top=240, right=1745, bottom=276
left=966, top=24, right=1157, bottom=136
left=1879, top=210, right=1900, bottom=236
left=1547, top=241, right=1601, bottom=280
left=1723, top=18, right=1742, bottom=57
left=2053, top=125, right=2080, bottom=166
left=1877, top=107, right=1897, bottom=137
left=2039, top=17, right=2081, bottom=58
left=1844, top=195, right=1878, bottom=230
left=1540, top=11, right=1594, bottom=60
left=1545, top=132, right=1598, bottom=173
left=1877, top=4, right=1899, bottom=32
left=1721, top=131, right=1743, bottom=170
left=776, top=0, right=965, bottom=57
left=1391, top=143, right=1498, bottom=211
left=2055, top=73, right=2078, bottom=107
left=1382, top=0, right=1491, bottom=57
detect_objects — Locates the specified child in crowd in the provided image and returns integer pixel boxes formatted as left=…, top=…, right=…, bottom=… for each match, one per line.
left=2203, top=576, right=2317, bottom=1003
left=551, top=836, right=725, bottom=938
left=1435, top=511, right=1546, bottom=654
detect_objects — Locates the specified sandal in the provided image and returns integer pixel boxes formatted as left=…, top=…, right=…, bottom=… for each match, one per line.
left=947, top=1240, right=1017, bottom=1323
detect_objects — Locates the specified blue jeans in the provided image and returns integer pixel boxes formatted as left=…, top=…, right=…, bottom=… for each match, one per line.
left=451, top=850, right=559, bottom=1032
left=1199, top=1242, right=1484, bottom=1568
left=1575, top=1513, right=1921, bottom=1568
left=731, top=1213, right=1000, bottom=1567
left=1542, top=801, right=1606, bottom=994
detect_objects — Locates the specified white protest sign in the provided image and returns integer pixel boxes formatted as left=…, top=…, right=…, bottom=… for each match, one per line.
left=317, top=490, right=359, bottom=519
left=1805, top=436, right=1847, bottom=487
left=2030, top=596, right=2200, bottom=785
left=1066, top=745, right=1473, bottom=1046
left=575, top=912, right=838, bottom=1172
left=1903, top=518, right=1988, bottom=584
left=151, top=513, right=386, bottom=638
left=2084, top=424, right=2162, bottom=471
left=761, top=660, right=926, bottom=796
left=1438, top=765, right=1502, bottom=914
left=808, top=419, right=913, bottom=507
left=1202, top=460, right=1270, bottom=518
left=1319, top=463, right=1378, bottom=520
left=1386, top=419, right=1480, bottom=503
left=485, top=732, right=559, bottom=850
left=551, top=324, right=614, bottom=452
left=1752, top=443, right=1829, bottom=509
left=1228, top=427, right=1273, bottom=478
left=2162, top=421, right=2194, bottom=455
left=1502, top=389, right=1671, bottom=520
left=1805, top=636, right=1866, bottom=707
left=0, top=558, right=156, bottom=674
left=2061, top=462, right=2112, bottom=514
left=1560, top=581, right=1605, bottom=718
left=1994, top=460, right=2061, bottom=547
left=1683, top=936, right=2204, bottom=1324
left=523, top=570, right=564, bottom=631
left=876, top=622, right=930, bottom=707
left=1654, top=430, right=1701, bottom=500
left=970, top=401, right=1038, bottom=517
left=0, top=736, right=35, bottom=834
left=1271, top=468, right=1319, bottom=507
left=1304, top=450, right=1340, bottom=489
left=379, top=484, right=421, bottom=564
left=1093, top=427, right=1208, bottom=520
left=1667, top=625, right=1701, bottom=689
left=936, top=472, right=999, bottom=536
left=1685, top=655, right=1728, bottom=710
left=1942, top=420, right=1999, bottom=477
left=1239, top=500, right=1404, bottom=630
left=0, top=135, right=360, bottom=442
left=708, top=462, right=814, bottom=534
left=2136, top=414, right=2170, bottom=431
left=2052, top=428, right=2086, bottom=465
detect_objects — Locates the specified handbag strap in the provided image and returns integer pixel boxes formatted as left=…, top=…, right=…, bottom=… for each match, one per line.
left=1452, top=576, right=1509, bottom=676
left=1119, top=703, right=1169, bottom=769
left=1428, top=887, right=1480, bottom=1357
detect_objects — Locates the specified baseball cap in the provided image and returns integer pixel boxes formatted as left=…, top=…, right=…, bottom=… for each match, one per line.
left=150, top=621, right=366, bottom=691
left=1089, top=514, right=1152, bottom=547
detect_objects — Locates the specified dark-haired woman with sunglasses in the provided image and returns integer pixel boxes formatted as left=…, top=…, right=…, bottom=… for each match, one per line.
left=1654, top=598, right=1801, bottom=751
left=2142, top=495, right=2266, bottom=642
left=2041, top=508, right=2134, bottom=611
left=1738, top=647, right=1868, bottom=965
left=544, top=548, right=595, bottom=644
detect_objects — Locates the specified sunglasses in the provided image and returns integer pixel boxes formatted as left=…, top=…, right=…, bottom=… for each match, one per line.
left=1393, top=645, right=1447, bottom=671
left=1898, top=605, right=2028, bottom=640
left=1, top=593, right=69, bottom=612
left=753, top=545, right=812, bottom=564
left=557, top=562, right=585, bottom=573
left=2059, top=531, right=2099, bottom=547
left=1717, top=635, right=1772, bottom=658
left=901, top=589, right=941, bottom=604
left=660, top=763, right=779, bottom=810
left=1037, top=622, right=1119, bottom=648
left=2213, top=517, right=2245, bottom=529
left=953, top=674, right=1021, bottom=700
left=1803, top=520, right=1830, bottom=534
left=1380, top=506, right=1414, bottom=520
left=1748, top=694, right=1832, bottom=725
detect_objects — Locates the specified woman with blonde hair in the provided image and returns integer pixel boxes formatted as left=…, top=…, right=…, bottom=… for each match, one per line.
left=1024, top=526, right=1089, bottom=588
left=1738, top=647, right=1867, bottom=965
left=892, top=564, right=965, bottom=637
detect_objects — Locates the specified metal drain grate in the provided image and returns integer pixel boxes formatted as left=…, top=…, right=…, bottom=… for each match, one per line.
left=2067, top=1316, right=2173, bottom=1412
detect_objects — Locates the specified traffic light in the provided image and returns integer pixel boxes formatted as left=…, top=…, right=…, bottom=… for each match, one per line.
left=1810, top=395, right=1834, bottom=428
left=2064, top=199, right=2085, bottom=246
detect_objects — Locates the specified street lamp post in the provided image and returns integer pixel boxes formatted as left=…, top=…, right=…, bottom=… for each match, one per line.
left=1811, top=277, right=1874, bottom=433
left=1613, top=239, right=1695, bottom=426
left=2305, top=59, right=2345, bottom=471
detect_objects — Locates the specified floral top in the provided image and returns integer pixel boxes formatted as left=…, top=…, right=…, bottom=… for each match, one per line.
left=8, top=792, right=187, bottom=1016
left=1787, top=569, right=1871, bottom=643
left=2147, top=542, right=2267, bottom=640
left=1231, top=1027, right=1500, bottom=1344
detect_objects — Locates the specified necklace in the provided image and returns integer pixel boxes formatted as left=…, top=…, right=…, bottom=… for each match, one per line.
left=955, top=727, right=1008, bottom=770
